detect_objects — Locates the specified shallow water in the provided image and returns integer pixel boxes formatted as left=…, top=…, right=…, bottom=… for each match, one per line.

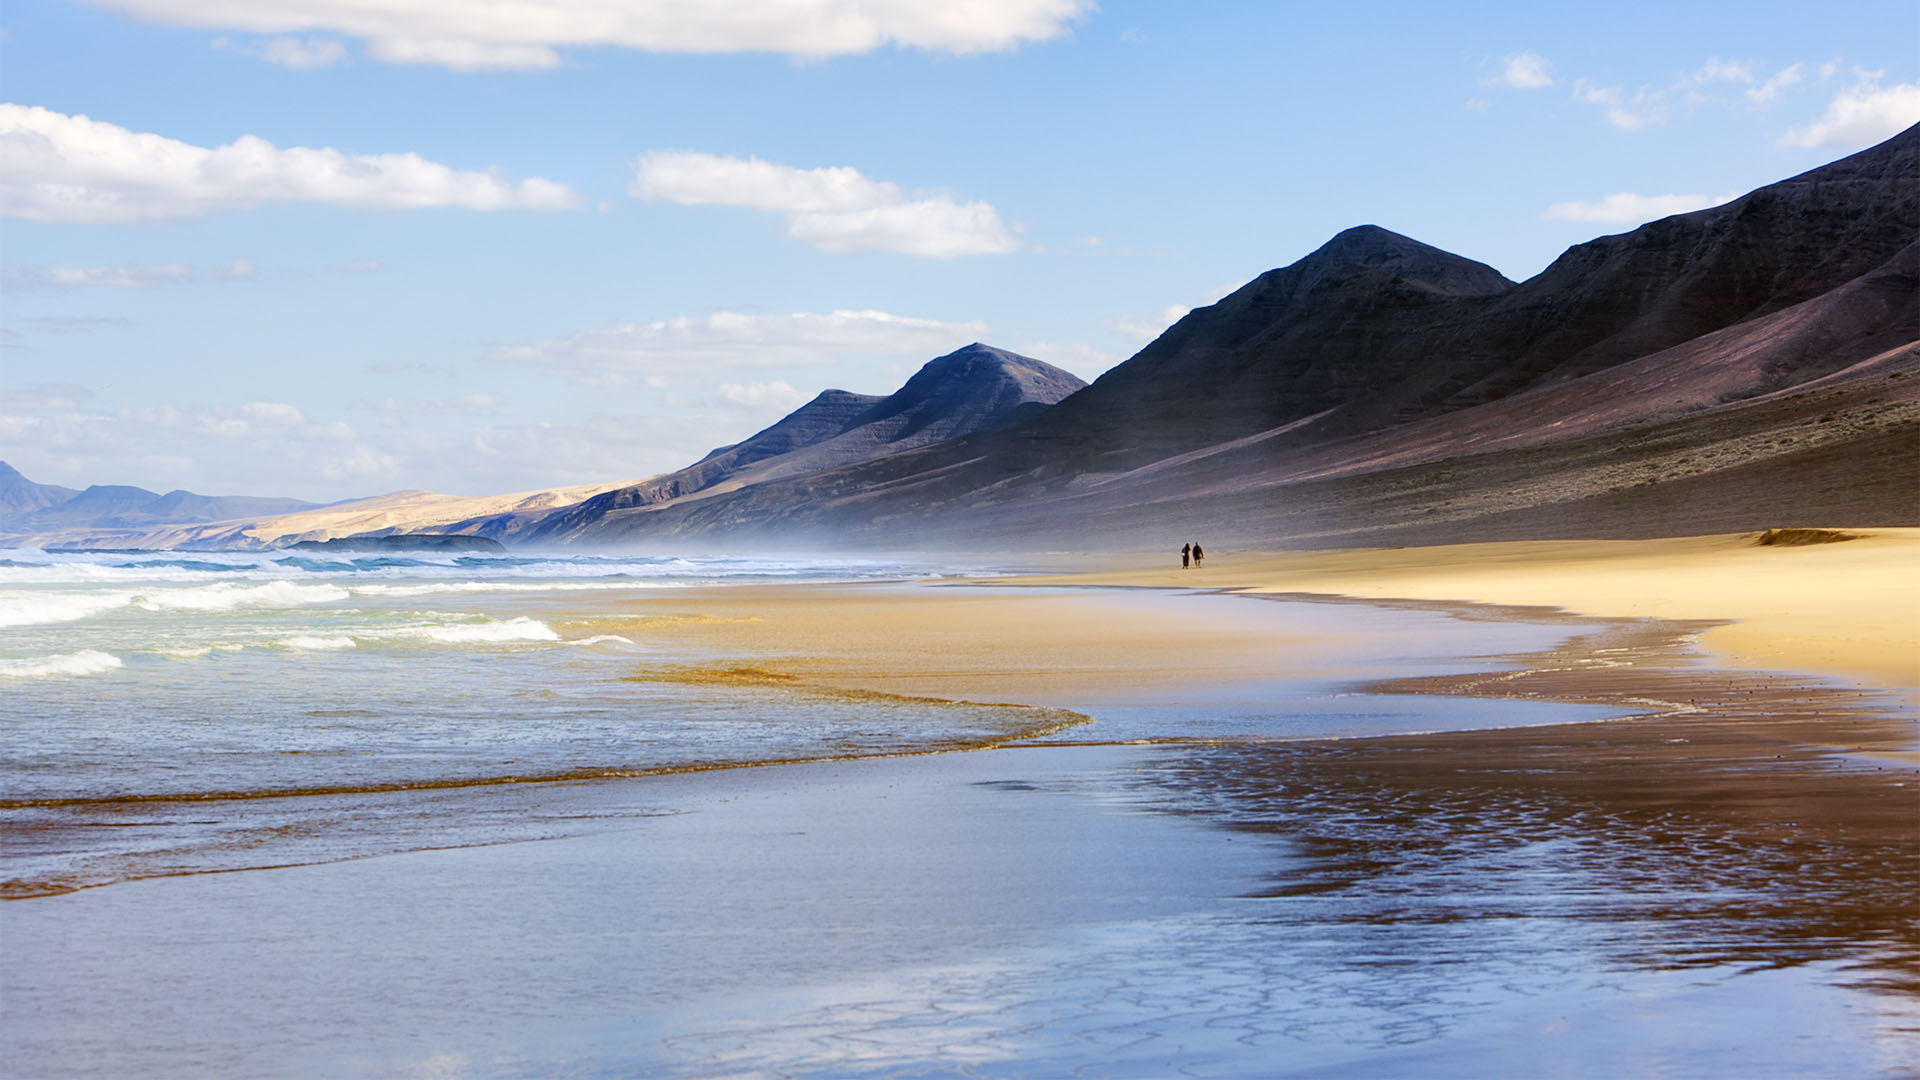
left=3, top=552, right=1915, bottom=1077
left=0, top=551, right=1598, bottom=898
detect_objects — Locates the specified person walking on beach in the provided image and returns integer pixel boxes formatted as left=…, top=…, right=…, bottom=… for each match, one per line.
left=1192, top=542, right=1205, bottom=568
left=1181, top=543, right=1190, bottom=569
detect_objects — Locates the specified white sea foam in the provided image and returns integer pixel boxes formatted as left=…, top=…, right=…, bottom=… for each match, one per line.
left=568, top=634, right=635, bottom=646
left=134, top=581, right=351, bottom=612
left=0, top=649, right=123, bottom=679
left=347, top=581, right=666, bottom=598
left=279, top=635, right=358, bottom=650
left=0, top=591, right=135, bottom=628
left=415, top=617, right=561, bottom=644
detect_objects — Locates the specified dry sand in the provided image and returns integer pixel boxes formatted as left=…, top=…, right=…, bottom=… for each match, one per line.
left=1006, top=528, right=1920, bottom=693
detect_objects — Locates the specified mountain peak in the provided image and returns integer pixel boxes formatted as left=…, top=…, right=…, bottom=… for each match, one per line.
left=1288, top=225, right=1515, bottom=297
left=871, top=344, right=1087, bottom=424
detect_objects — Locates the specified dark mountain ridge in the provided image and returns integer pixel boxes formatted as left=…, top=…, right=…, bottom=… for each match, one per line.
left=534, top=124, right=1919, bottom=549
left=472, top=343, right=1086, bottom=542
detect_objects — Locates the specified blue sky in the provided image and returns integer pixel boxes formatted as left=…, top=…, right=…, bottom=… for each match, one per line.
left=4, top=0, right=1916, bottom=501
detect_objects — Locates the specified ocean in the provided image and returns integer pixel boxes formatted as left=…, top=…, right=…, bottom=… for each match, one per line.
left=4, top=547, right=1914, bottom=1077
left=0, top=548, right=1065, bottom=897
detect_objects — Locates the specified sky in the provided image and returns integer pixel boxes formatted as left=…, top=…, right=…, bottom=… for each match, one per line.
left=3, top=0, right=1917, bottom=502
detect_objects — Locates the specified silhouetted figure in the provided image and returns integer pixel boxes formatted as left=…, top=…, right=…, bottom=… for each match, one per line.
left=1192, top=542, right=1205, bottom=567
left=1181, top=543, right=1191, bottom=569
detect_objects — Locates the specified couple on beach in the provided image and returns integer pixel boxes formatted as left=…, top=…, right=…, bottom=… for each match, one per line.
left=1181, top=542, right=1205, bottom=568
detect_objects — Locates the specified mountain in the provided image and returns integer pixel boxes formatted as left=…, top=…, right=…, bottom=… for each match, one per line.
left=0, top=461, right=79, bottom=516
left=486, top=343, right=1086, bottom=543
left=532, top=124, right=1919, bottom=549
left=0, top=466, right=319, bottom=541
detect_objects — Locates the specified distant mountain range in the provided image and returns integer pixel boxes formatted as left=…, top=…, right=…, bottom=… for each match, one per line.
left=6, top=125, right=1915, bottom=552
left=0, top=462, right=316, bottom=540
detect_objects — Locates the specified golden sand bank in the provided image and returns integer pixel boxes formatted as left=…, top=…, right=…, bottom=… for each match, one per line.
left=1011, top=528, right=1920, bottom=693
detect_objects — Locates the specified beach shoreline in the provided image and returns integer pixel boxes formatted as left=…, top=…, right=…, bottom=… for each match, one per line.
left=5, top=533, right=1918, bottom=1076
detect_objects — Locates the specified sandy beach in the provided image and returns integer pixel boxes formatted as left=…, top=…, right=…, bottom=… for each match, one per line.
left=5, top=531, right=1918, bottom=1077
left=1006, top=527, right=1920, bottom=692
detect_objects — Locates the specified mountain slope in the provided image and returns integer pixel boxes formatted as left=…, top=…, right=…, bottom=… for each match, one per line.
left=0, top=461, right=77, bottom=516
left=0, top=469, right=318, bottom=537
left=540, top=125, right=1919, bottom=549
left=516, top=343, right=1085, bottom=543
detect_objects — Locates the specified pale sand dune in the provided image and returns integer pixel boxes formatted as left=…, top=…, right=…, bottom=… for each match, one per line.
left=1009, top=528, right=1920, bottom=691
left=235, top=478, right=644, bottom=543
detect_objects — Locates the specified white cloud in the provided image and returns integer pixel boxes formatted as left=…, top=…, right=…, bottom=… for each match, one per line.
left=4, top=262, right=194, bottom=289
left=3, top=258, right=258, bottom=289
left=78, top=0, right=1092, bottom=69
left=1568, top=58, right=1821, bottom=129
left=364, top=37, right=560, bottom=70
left=212, top=33, right=344, bottom=67
left=0, top=103, right=582, bottom=224
left=1572, top=78, right=1663, bottom=130
left=366, top=394, right=505, bottom=415
left=1684, top=57, right=1755, bottom=87
left=632, top=151, right=1017, bottom=257
left=255, top=35, right=348, bottom=68
left=1541, top=190, right=1738, bottom=224
left=1110, top=282, right=1240, bottom=346
left=334, top=258, right=383, bottom=273
left=1008, top=341, right=1121, bottom=379
left=239, top=400, right=309, bottom=426
left=717, top=380, right=808, bottom=410
left=1486, top=51, right=1553, bottom=89
left=1746, top=62, right=1804, bottom=107
left=496, top=308, right=993, bottom=386
left=1778, top=73, right=1920, bottom=149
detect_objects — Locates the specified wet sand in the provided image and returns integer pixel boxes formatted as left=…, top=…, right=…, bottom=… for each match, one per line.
left=5, top=541, right=1919, bottom=1076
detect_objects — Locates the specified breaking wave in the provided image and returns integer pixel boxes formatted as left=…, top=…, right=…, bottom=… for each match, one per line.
left=0, top=650, right=123, bottom=679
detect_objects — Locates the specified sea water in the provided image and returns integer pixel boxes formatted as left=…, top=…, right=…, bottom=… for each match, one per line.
left=0, top=548, right=1058, bottom=896
left=4, top=549, right=1915, bottom=1078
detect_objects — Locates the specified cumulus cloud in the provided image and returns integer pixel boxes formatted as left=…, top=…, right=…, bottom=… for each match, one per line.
left=78, top=0, right=1092, bottom=69
left=214, top=34, right=347, bottom=67
left=0, top=103, right=582, bottom=224
left=364, top=37, right=560, bottom=70
left=717, top=380, right=808, bottom=410
left=1485, top=51, right=1553, bottom=89
left=497, top=308, right=992, bottom=386
left=631, top=152, right=1018, bottom=257
left=1541, top=191, right=1738, bottom=224
left=1778, top=73, right=1920, bottom=149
